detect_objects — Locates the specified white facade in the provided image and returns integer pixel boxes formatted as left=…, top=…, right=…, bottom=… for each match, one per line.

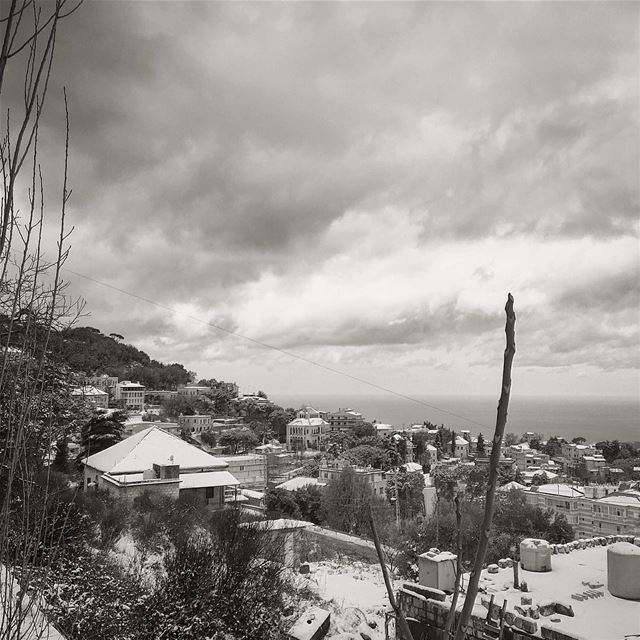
left=524, top=482, right=640, bottom=538
left=326, top=407, right=364, bottom=432
left=286, top=417, right=329, bottom=451
left=115, top=381, right=145, bottom=411
left=71, top=385, right=109, bottom=409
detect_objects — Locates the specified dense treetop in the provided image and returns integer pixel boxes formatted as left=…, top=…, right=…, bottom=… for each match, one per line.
left=49, top=326, right=192, bottom=389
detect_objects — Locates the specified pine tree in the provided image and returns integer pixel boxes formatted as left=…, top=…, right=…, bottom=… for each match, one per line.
left=80, top=411, right=126, bottom=459
left=451, top=431, right=457, bottom=455
left=476, top=432, right=486, bottom=456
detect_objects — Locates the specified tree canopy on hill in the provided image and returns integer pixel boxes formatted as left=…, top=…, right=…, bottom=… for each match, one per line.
left=49, top=326, right=192, bottom=389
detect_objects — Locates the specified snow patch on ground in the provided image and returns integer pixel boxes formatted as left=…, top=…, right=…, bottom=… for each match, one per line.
left=291, top=560, right=399, bottom=640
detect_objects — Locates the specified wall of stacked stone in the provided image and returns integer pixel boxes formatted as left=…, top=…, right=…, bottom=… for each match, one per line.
left=396, top=536, right=639, bottom=640
left=549, top=534, right=638, bottom=555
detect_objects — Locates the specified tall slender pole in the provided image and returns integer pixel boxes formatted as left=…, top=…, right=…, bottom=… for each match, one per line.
left=454, top=294, right=516, bottom=640
left=368, top=504, right=414, bottom=640
left=395, top=469, right=400, bottom=528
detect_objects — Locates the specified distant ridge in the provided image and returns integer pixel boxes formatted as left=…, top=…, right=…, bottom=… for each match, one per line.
left=49, top=326, right=191, bottom=389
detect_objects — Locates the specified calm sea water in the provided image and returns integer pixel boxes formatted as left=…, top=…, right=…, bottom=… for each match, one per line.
left=270, top=394, right=640, bottom=443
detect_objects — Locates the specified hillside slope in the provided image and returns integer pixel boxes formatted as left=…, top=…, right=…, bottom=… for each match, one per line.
left=50, top=326, right=191, bottom=389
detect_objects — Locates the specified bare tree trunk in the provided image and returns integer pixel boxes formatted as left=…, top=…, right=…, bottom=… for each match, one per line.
left=453, top=294, right=516, bottom=640
left=368, top=504, right=414, bottom=640
left=444, top=493, right=464, bottom=638
left=0, top=3, right=84, bottom=639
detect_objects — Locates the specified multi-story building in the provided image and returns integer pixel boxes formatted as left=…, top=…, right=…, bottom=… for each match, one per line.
left=582, top=454, right=607, bottom=477
left=524, top=482, right=640, bottom=538
left=177, top=385, right=211, bottom=397
left=71, top=385, right=109, bottom=409
left=177, top=414, right=214, bottom=433
left=326, top=408, right=364, bottom=433
left=453, top=436, right=469, bottom=460
left=145, top=390, right=178, bottom=401
left=114, top=381, right=145, bottom=411
left=561, top=442, right=598, bottom=464
left=318, top=459, right=387, bottom=497
left=286, top=410, right=329, bottom=451
left=222, top=454, right=267, bottom=488
left=86, top=375, right=119, bottom=395
left=509, top=445, right=551, bottom=472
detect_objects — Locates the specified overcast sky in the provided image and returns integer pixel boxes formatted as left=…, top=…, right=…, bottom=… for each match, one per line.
left=12, top=1, right=640, bottom=397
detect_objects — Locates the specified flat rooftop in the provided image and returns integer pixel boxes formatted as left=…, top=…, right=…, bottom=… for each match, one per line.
left=472, top=545, right=639, bottom=640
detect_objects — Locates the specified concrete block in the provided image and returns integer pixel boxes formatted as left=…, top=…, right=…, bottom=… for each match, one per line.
left=571, top=594, right=584, bottom=601
left=288, top=606, right=330, bottom=640
left=521, top=595, right=532, bottom=605
left=299, top=563, right=310, bottom=574
left=487, top=563, right=499, bottom=574
left=514, top=605, right=527, bottom=616
left=504, top=610, right=516, bottom=626
left=498, top=558, right=509, bottom=568
left=538, top=601, right=556, bottom=617
left=402, top=582, right=447, bottom=602
left=529, top=605, right=540, bottom=619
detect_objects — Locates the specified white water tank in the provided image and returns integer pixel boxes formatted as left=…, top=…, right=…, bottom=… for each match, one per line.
left=608, top=542, right=640, bottom=600
left=520, top=538, right=551, bottom=572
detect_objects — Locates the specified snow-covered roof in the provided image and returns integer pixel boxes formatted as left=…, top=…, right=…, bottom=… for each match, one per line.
left=83, top=426, right=228, bottom=474
left=598, top=489, right=640, bottom=506
left=498, top=481, right=527, bottom=492
left=531, top=483, right=584, bottom=498
left=403, top=462, right=423, bottom=473
left=72, top=385, right=108, bottom=396
left=250, top=519, right=313, bottom=531
left=455, top=436, right=469, bottom=446
left=425, top=444, right=437, bottom=451
left=179, top=470, right=239, bottom=489
left=117, top=381, right=144, bottom=388
left=287, top=417, right=328, bottom=426
left=241, top=489, right=265, bottom=500
left=275, top=476, right=326, bottom=492
left=470, top=545, right=638, bottom=640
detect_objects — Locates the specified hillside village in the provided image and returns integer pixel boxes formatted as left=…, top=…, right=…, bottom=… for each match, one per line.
left=2, top=2, right=639, bottom=639
left=15, top=329, right=635, bottom=640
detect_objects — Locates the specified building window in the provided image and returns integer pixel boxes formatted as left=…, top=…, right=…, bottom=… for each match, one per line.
left=206, top=487, right=215, bottom=499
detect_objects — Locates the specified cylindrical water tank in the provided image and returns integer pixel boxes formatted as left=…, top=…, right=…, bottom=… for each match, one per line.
left=520, top=538, right=551, bottom=572
left=608, top=542, right=640, bottom=600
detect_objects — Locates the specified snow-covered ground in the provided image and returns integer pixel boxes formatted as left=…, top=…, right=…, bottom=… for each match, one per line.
left=291, top=560, right=398, bottom=640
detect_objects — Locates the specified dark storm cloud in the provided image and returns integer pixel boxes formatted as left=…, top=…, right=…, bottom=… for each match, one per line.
left=34, top=1, right=636, bottom=259
left=5, top=1, right=638, bottom=388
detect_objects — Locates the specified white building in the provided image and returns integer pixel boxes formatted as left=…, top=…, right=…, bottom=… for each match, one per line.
left=71, top=385, right=109, bottom=409
left=82, top=426, right=239, bottom=507
left=524, top=482, right=640, bottom=538
left=177, top=385, right=211, bottom=397
left=454, top=436, right=469, bottom=460
left=319, top=459, right=387, bottom=497
left=177, top=413, right=214, bottom=433
left=286, top=414, right=329, bottom=451
left=114, top=380, right=145, bottom=411
left=223, top=454, right=267, bottom=488
left=326, top=407, right=364, bottom=433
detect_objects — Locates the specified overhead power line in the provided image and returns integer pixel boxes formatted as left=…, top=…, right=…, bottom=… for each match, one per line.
left=62, top=266, right=491, bottom=430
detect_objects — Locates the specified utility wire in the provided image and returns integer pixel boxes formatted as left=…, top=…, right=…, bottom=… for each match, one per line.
left=62, top=266, right=491, bottom=430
